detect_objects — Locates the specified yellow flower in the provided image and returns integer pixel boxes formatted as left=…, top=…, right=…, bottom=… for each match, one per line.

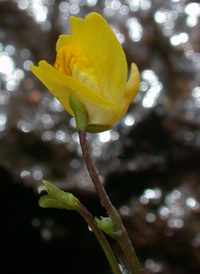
left=31, top=12, right=140, bottom=129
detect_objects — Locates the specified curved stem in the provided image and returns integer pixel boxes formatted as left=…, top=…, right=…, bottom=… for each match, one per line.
left=77, top=201, right=122, bottom=274
left=79, top=129, right=142, bottom=274
left=79, top=130, right=117, bottom=219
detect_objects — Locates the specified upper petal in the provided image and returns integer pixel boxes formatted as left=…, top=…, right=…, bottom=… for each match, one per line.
left=57, top=13, right=127, bottom=107
left=30, top=61, right=123, bottom=125
left=56, top=18, right=85, bottom=52
left=56, top=35, right=71, bottom=52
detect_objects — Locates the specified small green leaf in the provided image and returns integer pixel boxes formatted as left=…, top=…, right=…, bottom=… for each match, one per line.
left=95, top=216, right=114, bottom=235
left=38, top=195, right=76, bottom=210
left=38, top=180, right=79, bottom=210
left=86, top=124, right=112, bottom=133
left=69, top=95, right=88, bottom=131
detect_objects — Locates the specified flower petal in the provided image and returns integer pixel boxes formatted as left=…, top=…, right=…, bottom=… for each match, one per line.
left=55, top=45, right=103, bottom=95
left=124, top=63, right=140, bottom=110
left=31, top=61, right=73, bottom=116
left=68, top=13, right=127, bottom=106
left=31, top=61, right=123, bottom=125
left=56, top=17, right=84, bottom=52
left=56, top=35, right=71, bottom=52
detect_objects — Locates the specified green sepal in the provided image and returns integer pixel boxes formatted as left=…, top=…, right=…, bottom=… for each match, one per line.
left=38, top=195, right=77, bottom=210
left=86, top=124, right=112, bottom=133
left=69, top=95, right=88, bottom=131
left=38, top=180, right=79, bottom=210
left=95, top=216, right=114, bottom=235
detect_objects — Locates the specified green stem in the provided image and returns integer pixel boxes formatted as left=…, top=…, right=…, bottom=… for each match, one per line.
left=79, top=129, right=142, bottom=274
left=118, top=230, right=141, bottom=274
left=77, top=201, right=122, bottom=274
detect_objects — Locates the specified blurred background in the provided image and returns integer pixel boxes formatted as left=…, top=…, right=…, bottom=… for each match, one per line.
left=0, top=0, right=200, bottom=273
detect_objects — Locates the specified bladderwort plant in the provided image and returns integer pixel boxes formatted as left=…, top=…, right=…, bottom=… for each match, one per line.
left=31, top=12, right=141, bottom=274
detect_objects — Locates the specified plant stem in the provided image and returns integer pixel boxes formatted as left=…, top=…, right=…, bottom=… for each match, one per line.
left=79, top=130, right=116, bottom=217
left=118, top=230, right=141, bottom=274
left=77, top=201, right=122, bottom=274
left=79, top=129, right=142, bottom=274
